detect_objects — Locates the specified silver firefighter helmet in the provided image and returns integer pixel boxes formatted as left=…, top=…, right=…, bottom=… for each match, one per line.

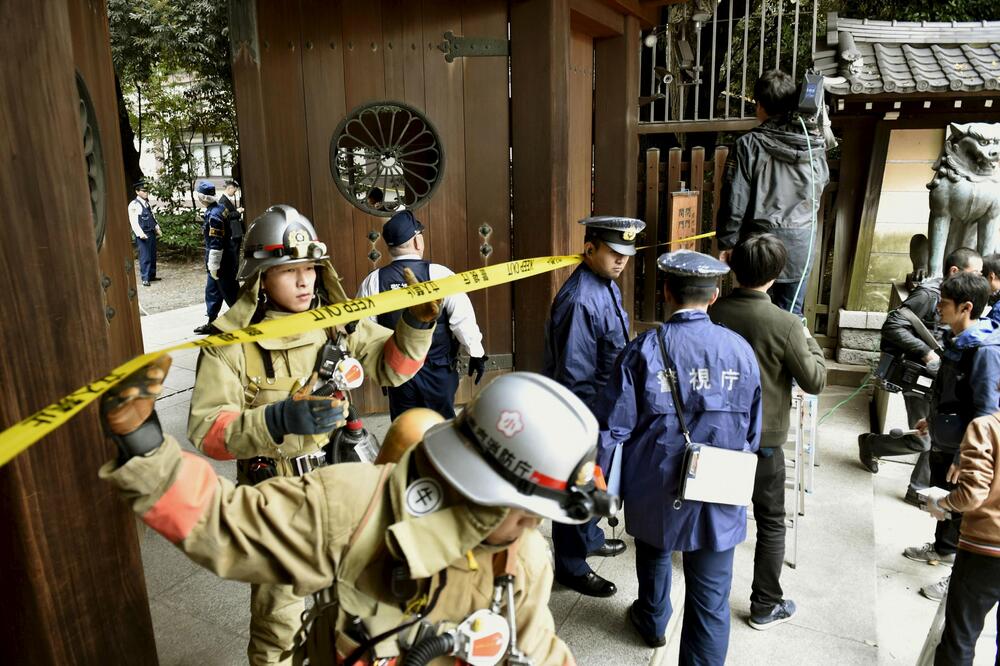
left=238, top=205, right=330, bottom=281
left=422, top=372, right=620, bottom=524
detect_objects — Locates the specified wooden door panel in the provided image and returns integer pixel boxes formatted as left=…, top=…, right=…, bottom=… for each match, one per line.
left=257, top=0, right=312, bottom=216
left=239, top=0, right=513, bottom=414
left=568, top=30, right=594, bottom=246
left=299, top=0, right=357, bottom=287
left=456, top=0, right=512, bottom=402
left=420, top=1, right=469, bottom=276
left=68, top=0, right=144, bottom=365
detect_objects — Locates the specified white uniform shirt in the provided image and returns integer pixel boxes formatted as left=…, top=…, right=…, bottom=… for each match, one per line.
left=127, top=197, right=159, bottom=238
left=357, top=253, right=486, bottom=358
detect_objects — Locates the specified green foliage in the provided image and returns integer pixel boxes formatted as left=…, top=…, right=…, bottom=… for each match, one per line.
left=155, top=211, right=203, bottom=258
left=837, top=0, right=1000, bottom=21
left=109, top=0, right=238, bottom=217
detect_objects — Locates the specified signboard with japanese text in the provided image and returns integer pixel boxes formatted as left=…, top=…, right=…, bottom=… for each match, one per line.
left=669, top=191, right=701, bottom=251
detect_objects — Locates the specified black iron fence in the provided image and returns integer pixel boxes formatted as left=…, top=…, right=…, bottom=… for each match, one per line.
left=640, top=0, right=830, bottom=128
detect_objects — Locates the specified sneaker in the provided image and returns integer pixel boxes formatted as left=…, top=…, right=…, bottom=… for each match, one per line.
left=920, top=575, right=950, bottom=601
left=749, top=599, right=797, bottom=631
left=857, top=434, right=878, bottom=473
left=903, top=542, right=955, bottom=566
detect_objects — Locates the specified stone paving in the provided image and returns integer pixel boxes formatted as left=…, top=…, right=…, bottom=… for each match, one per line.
left=139, top=307, right=997, bottom=665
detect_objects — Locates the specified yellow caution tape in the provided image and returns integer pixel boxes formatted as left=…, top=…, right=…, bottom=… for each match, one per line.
left=0, top=230, right=715, bottom=469
left=635, top=230, right=716, bottom=251
left=0, top=255, right=580, bottom=468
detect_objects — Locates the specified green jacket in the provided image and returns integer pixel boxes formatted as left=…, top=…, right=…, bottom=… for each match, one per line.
left=710, top=288, right=826, bottom=447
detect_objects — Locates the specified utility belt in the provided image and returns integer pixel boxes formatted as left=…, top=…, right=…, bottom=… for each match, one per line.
left=239, top=449, right=329, bottom=485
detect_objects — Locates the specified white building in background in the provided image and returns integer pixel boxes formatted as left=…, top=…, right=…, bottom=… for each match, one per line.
left=136, top=131, right=235, bottom=199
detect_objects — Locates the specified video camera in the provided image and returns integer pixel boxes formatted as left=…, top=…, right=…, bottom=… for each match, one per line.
left=793, top=70, right=837, bottom=150
left=873, top=351, right=935, bottom=398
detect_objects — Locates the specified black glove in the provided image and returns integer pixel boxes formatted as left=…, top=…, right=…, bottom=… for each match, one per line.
left=467, top=355, right=489, bottom=385
left=100, top=356, right=171, bottom=464
left=264, top=394, right=348, bottom=442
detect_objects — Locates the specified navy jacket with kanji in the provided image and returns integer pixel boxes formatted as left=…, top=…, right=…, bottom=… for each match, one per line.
left=543, top=263, right=630, bottom=411
left=594, top=310, right=762, bottom=552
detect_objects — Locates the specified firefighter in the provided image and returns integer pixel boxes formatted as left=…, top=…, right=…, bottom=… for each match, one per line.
left=185, top=204, right=439, bottom=665
left=102, top=366, right=614, bottom=665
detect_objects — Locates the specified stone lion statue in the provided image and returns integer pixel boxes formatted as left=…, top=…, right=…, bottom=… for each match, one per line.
left=927, top=122, right=1000, bottom=277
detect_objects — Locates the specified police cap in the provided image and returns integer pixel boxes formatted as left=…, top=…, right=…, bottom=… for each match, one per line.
left=580, top=216, right=646, bottom=256
left=133, top=180, right=148, bottom=192
left=382, top=210, right=424, bottom=247
left=656, top=249, right=729, bottom=287
left=196, top=180, right=216, bottom=196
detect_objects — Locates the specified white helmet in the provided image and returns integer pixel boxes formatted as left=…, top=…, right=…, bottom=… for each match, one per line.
left=422, top=372, right=620, bottom=524
left=238, top=205, right=330, bottom=281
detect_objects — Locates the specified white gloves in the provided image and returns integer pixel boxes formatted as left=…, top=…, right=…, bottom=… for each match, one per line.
left=207, top=249, right=223, bottom=280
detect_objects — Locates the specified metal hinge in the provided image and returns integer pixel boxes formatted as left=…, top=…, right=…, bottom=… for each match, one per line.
left=454, top=353, right=513, bottom=375
left=438, top=32, right=508, bottom=62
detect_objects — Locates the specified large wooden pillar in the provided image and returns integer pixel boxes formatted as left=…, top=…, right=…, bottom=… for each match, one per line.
left=594, top=14, right=641, bottom=329
left=511, top=1, right=644, bottom=370
left=511, top=0, right=573, bottom=372
left=0, top=1, right=157, bottom=663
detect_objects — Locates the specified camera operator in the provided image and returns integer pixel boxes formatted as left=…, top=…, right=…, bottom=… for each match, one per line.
left=858, top=248, right=982, bottom=505
left=716, top=69, right=830, bottom=315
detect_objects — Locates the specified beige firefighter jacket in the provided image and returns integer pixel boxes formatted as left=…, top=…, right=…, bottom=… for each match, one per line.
left=100, top=436, right=575, bottom=665
left=188, top=260, right=433, bottom=466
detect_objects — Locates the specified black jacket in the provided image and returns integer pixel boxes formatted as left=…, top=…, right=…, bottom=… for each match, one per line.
left=717, top=116, right=830, bottom=282
left=880, top=279, right=943, bottom=361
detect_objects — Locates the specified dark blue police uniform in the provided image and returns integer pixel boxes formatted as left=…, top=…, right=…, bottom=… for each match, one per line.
left=594, top=250, right=762, bottom=661
left=203, top=199, right=239, bottom=320
left=543, top=216, right=645, bottom=594
left=134, top=197, right=158, bottom=282
left=376, top=258, right=458, bottom=419
left=219, top=191, right=244, bottom=254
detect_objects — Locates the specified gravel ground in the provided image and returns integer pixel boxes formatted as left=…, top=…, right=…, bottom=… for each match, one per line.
left=134, top=257, right=207, bottom=315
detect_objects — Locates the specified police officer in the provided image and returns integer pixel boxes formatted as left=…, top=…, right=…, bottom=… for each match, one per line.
left=194, top=180, right=240, bottom=335
left=186, top=204, right=439, bottom=665
left=102, top=366, right=613, bottom=665
left=219, top=178, right=245, bottom=254
left=594, top=250, right=762, bottom=660
left=357, top=210, right=489, bottom=419
left=128, top=180, right=161, bottom=286
left=543, top=216, right=644, bottom=598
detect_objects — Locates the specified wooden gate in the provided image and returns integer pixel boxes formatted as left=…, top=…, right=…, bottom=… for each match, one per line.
left=636, top=145, right=728, bottom=325
left=231, top=0, right=512, bottom=411
left=636, top=142, right=838, bottom=351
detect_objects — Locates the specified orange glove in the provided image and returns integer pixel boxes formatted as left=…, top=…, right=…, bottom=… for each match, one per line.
left=101, top=355, right=171, bottom=436
left=403, top=267, right=442, bottom=323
